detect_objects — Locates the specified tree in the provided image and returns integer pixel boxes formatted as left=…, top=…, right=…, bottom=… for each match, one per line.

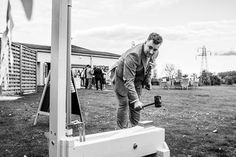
left=164, top=64, right=176, bottom=80
left=224, top=76, right=233, bottom=85
left=200, top=70, right=211, bottom=85
left=218, top=71, right=236, bottom=84
left=176, top=69, right=182, bottom=80
left=210, top=75, right=221, bottom=85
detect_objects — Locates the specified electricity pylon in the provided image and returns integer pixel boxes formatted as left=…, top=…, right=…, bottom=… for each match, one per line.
left=196, top=46, right=211, bottom=85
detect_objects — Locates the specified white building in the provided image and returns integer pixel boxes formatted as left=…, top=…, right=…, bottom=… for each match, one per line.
left=22, top=43, right=120, bottom=86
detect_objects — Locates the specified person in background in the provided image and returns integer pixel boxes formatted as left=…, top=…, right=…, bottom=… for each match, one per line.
left=101, top=67, right=107, bottom=90
left=110, top=32, right=163, bottom=129
left=80, top=66, right=86, bottom=87
left=76, top=69, right=81, bottom=89
left=72, top=69, right=81, bottom=89
left=93, top=66, right=104, bottom=90
left=86, top=65, right=93, bottom=89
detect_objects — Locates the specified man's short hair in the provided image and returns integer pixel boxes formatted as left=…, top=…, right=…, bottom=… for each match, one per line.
left=147, top=33, right=163, bottom=45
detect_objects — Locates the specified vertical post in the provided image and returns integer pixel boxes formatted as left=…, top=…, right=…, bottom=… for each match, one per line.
left=66, top=0, right=72, bottom=126
left=0, top=37, right=1, bottom=95
left=49, top=0, right=68, bottom=156
left=20, top=45, right=23, bottom=94
left=35, top=51, right=38, bottom=93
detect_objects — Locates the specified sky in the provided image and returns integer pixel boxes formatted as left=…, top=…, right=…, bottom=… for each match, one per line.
left=1, top=0, right=236, bottom=77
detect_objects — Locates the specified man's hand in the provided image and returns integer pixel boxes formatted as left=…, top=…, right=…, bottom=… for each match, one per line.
left=134, top=101, right=143, bottom=111
left=149, top=62, right=156, bottom=69
left=145, top=83, right=152, bottom=90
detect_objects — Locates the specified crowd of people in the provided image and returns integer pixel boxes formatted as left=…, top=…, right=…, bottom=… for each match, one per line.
left=73, top=65, right=107, bottom=90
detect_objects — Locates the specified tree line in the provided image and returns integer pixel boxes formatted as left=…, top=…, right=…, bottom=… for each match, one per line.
left=161, top=64, right=236, bottom=86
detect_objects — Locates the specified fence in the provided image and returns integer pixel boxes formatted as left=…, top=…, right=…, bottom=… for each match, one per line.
left=1, top=43, right=37, bottom=95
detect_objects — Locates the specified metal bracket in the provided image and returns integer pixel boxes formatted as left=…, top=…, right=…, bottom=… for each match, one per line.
left=67, top=120, right=85, bottom=142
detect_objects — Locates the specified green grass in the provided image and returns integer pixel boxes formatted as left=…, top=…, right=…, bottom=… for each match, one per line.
left=0, top=85, right=235, bottom=157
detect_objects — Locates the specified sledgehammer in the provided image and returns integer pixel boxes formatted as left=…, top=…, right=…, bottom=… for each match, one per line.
left=133, top=95, right=162, bottom=111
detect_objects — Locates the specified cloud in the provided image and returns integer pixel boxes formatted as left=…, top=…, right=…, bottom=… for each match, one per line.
left=74, top=20, right=236, bottom=42
left=73, top=0, right=119, bottom=12
left=72, top=9, right=99, bottom=18
left=72, top=19, right=236, bottom=55
left=159, top=20, right=236, bottom=42
left=72, top=0, right=180, bottom=15
left=74, top=24, right=148, bottom=42
left=74, top=23, right=191, bottom=42
left=74, top=19, right=236, bottom=43
left=131, top=0, right=180, bottom=8
left=214, top=51, right=236, bottom=56
left=186, top=20, right=236, bottom=39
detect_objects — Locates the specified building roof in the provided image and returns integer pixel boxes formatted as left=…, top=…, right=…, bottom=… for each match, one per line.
left=19, top=42, right=120, bottom=58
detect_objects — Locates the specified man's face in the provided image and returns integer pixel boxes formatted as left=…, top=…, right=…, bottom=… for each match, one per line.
left=143, top=40, right=161, bottom=58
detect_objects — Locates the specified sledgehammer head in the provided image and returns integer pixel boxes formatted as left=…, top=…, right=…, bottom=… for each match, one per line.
left=138, top=95, right=162, bottom=110
left=154, top=95, right=162, bottom=108
left=133, top=95, right=162, bottom=111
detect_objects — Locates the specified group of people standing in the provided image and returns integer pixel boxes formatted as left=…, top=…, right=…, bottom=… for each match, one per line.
left=77, top=65, right=106, bottom=90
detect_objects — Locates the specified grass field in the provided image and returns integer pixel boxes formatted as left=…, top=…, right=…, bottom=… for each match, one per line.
left=0, top=85, right=235, bottom=157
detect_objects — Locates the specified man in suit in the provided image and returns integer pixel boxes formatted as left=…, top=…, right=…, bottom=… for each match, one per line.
left=110, top=33, right=163, bottom=129
left=93, top=66, right=104, bottom=90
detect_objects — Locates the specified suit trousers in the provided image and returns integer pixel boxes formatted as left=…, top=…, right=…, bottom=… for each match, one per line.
left=95, top=78, right=103, bottom=90
left=86, top=78, right=92, bottom=89
left=115, top=85, right=142, bottom=129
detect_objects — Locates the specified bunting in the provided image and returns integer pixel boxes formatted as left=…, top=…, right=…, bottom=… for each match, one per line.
left=0, top=0, right=33, bottom=90
left=0, top=0, right=14, bottom=90
left=21, top=0, right=33, bottom=20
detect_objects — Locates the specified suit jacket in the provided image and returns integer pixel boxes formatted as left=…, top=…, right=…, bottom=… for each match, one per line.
left=94, top=68, right=103, bottom=79
left=110, top=43, right=157, bottom=103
